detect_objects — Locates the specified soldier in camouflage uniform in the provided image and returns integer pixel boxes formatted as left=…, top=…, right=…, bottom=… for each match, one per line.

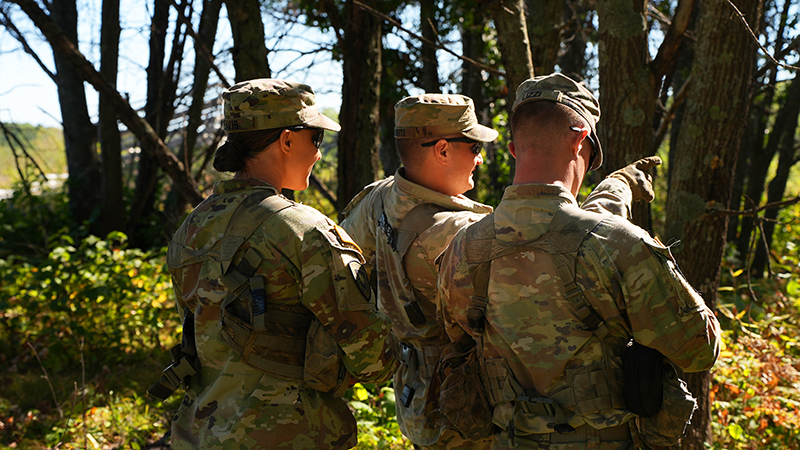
left=166, top=79, right=397, bottom=450
left=437, top=73, right=721, bottom=449
left=340, top=94, right=654, bottom=449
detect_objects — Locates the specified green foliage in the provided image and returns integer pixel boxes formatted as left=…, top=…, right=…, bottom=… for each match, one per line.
left=0, top=188, right=180, bottom=448
left=345, top=383, right=412, bottom=450
left=0, top=185, right=74, bottom=260
left=711, top=245, right=800, bottom=449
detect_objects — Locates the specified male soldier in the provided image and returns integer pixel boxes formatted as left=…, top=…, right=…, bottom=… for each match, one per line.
left=340, top=93, right=656, bottom=449
left=437, top=73, right=721, bottom=449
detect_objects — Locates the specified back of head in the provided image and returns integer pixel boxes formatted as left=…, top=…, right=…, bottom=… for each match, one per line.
left=394, top=94, right=498, bottom=166
left=214, top=78, right=340, bottom=173
left=510, top=101, right=582, bottom=156
left=511, top=73, right=603, bottom=170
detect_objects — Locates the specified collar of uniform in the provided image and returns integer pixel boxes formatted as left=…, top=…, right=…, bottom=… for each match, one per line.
left=214, top=178, right=281, bottom=195
left=393, top=168, right=493, bottom=214
left=501, top=183, right=578, bottom=206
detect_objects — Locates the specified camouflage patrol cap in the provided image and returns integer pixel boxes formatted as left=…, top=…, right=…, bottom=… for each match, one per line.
left=222, top=79, right=341, bottom=133
left=512, top=73, right=603, bottom=170
left=394, top=94, right=499, bottom=143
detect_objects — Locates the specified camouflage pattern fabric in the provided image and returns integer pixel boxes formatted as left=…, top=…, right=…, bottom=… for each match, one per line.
left=340, top=171, right=633, bottom=449
left=394, top=94, right=499, bottom=142
left=341, top=168, right=493, bottom=449
left=438, top=183, right=721, bottom=450
left=222, top=78, right=341, bottom=133
left=168, top=178, right=397, bottom=450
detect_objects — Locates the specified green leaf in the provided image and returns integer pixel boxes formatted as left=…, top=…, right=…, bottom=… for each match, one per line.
left=727, top=423, right=744, bottom=440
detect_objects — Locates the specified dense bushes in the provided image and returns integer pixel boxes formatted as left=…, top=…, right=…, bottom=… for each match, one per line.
left=2, top=188, right=800, bottom=448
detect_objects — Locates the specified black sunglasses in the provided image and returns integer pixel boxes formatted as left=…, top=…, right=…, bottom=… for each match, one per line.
left=420, top=136, right=482, bottom=155
left=290, top=125, right=324, bottom=149
left=265, top=126, right=324, bottom=149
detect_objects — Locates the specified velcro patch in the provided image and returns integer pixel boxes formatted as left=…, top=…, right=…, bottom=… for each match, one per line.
left=348, top=260, right=372, bottom=302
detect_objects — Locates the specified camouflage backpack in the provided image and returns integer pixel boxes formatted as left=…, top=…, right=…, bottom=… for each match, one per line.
left=149, top=189, right=348, bottom=401
left=442, top=204, right=696, bottom=447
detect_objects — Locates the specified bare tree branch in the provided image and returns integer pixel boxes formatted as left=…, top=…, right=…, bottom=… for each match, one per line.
left=0, top=9, right=56, bottom=80
left=351, top=0, right=506, bottom=78
left=651, top=0, right=696, bottom=81
left=170, top=0, right=231, bottom=88
left=725, top=0, right=800, bottom=71
left=715, top=194, right=800, bottom=217
left=310, top=172, right=337, bottom=207
left=6, top=0, right=204, bottom=205
left=652, top=75, right=691, bottom=153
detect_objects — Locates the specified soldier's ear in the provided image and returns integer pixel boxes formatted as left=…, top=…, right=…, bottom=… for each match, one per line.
left=432, top=139, right=449, bottom=165
left=278, top=129, right=294, bottom=152
left=509, top=141, right=517, bottom=159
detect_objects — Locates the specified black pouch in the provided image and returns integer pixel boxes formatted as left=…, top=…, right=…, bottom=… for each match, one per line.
left=623, top=340, right=664, bottom=418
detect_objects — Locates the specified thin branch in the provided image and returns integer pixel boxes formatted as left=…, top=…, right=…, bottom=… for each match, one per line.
left=351, top=0, right=506, bottom=78
left=715, top=194, right=800, bottom=217
left=725, top=0, right=800, bottom=71
left=651, top=75, right=691, bottom=153
left=27, top=342, right=63, bottom=419
left=0, top=9, right=56, bottom=80
left=170, top=0, right=230, bottom=88
left=310, top=172, right=337, bottom=207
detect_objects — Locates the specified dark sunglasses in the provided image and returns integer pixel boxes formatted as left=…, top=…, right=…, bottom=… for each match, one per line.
left=420, top=136, right=482, bottom=155
left=265, top=126, right=324, bottom=149
left=290, top=125, right=324, bottom=149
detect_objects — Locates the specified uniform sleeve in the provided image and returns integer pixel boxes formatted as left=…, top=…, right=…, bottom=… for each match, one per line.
left=581, top=177, right=633, bottom=219
left=340, top=187, right=378, bottom=264
left=599, top=220, right=721, bottom=373
left=300, top=221, right=397, bottom=383
left=436, top=227, right=473, bottom=344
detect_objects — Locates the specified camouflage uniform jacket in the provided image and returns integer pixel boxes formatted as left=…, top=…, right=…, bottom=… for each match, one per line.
left=340, top=169, right=492, bottom=445
left=340, top=170, right=634, bottom=447
left=169, top=178, right=397, bottom=450
left=438, top=183, right=721, bottom=448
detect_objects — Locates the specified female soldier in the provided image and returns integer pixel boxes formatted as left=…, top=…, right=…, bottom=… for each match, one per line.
left=165, top=79, right=397, bottom=449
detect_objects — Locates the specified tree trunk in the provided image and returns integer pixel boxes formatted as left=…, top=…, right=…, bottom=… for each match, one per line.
left=664, top=0, right=763, bottom=447
left=490, top=0, right=534, bottom=107
left=184, top=0, right=223, bottom=168
left=50, top=0, right=101, bottom=228
left=337, top=0, right=381, bottom=210
left=225, top=0, right=270, bottom=82
left=419, top=0, right=439, bottom=92
left=9, top=0, right=203, bottom=207
left=98, top=0, right=124, bottom=236
left=379, top=48, right=405, bottom=177
left=461, top=17, right=487, bottom=201
left=129, top=0, right=170, bottom=245
left=596, top=0, right=655, bottom=230
left=526, top=0, right=561, bottom=75
left=750, top=73, right=800, bottom=276
left=734, top=0, right=792, bottom=260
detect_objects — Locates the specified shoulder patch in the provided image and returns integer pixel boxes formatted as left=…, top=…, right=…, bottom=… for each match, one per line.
left=348, top=260, right=373, bottom=302
left=332, top=224, right=363, bottom=253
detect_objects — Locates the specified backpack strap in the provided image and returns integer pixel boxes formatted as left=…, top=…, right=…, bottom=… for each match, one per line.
left=150, top=190, right=301, bottom=400
left=377, top=200, right=451, bottom=327
left=545, top=205, right=608, bottom=339
left=463, top=206, right=608, bottom=339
